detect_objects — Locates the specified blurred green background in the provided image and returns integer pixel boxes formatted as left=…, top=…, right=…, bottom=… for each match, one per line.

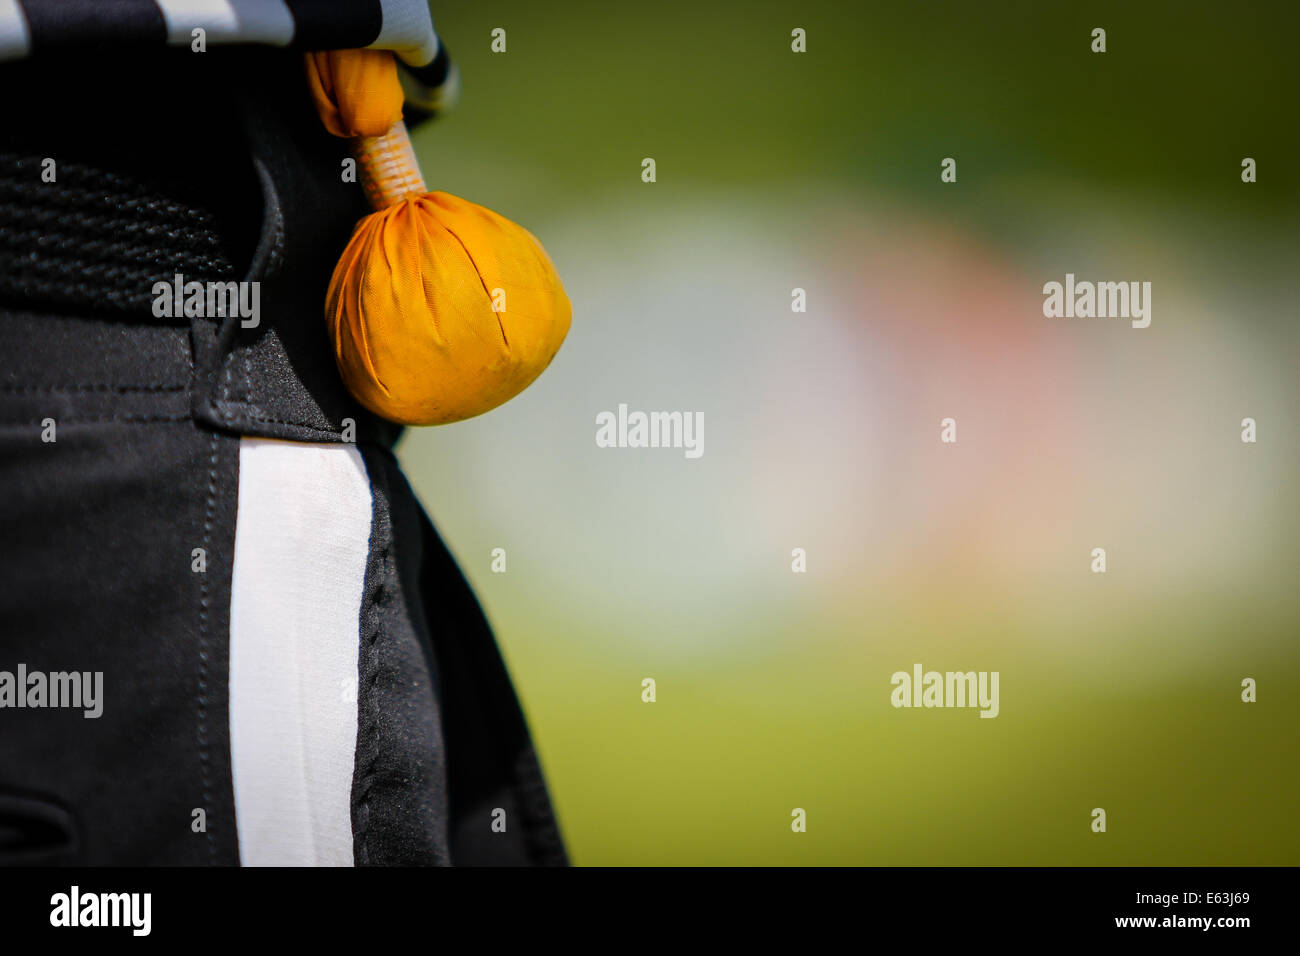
left=402, top=1, right=1300, bottom=864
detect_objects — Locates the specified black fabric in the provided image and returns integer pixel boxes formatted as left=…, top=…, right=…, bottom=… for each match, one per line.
left=187, top=51, right=405, bottom=447
left=8, top=1, right=454, bottom=127
left=0, top=49, right=264, bottom=314
left=0, top=312, right=242, bottom=865
left=20, top=0, right=168, bottom=54
left=400, top=43, right=454, bottom=124
left=0, top=49, right=567, bottom=866
left=351, top=445, right=452, bottom=866
left=0, top=151, right=241, bottom=318
left=283, top=0, right=385, bottom=51
left=401, top=43, right=452, bottom=90
left=355, top=447, right=569, bottom=866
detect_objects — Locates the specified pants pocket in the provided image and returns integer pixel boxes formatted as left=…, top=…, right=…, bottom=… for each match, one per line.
left=0, top=791, right=79, bottom=866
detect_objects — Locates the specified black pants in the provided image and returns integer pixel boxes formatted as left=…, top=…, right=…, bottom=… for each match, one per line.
left=0, top=50, right=565, bottom=866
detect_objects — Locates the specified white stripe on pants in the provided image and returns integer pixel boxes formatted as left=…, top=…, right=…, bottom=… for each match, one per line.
left=228, top=438, right=373, bottom=866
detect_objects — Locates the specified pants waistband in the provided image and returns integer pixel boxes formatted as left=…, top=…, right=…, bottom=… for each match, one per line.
left=0, top=49, right=402, bottom=449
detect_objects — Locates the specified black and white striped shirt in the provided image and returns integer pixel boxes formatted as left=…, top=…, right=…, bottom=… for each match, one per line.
left=0, top=0, right=455, bottom=115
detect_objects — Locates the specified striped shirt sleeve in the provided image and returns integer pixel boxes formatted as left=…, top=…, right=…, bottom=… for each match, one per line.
left=0, top=0, right=456, bottom=116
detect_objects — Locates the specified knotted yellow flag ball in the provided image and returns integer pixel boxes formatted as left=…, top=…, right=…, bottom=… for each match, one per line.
left=307, top=48, right=571, bottom=426
left=327, top=192, right=571, bottom=425
left=305, top=48, right=404, bottom=138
